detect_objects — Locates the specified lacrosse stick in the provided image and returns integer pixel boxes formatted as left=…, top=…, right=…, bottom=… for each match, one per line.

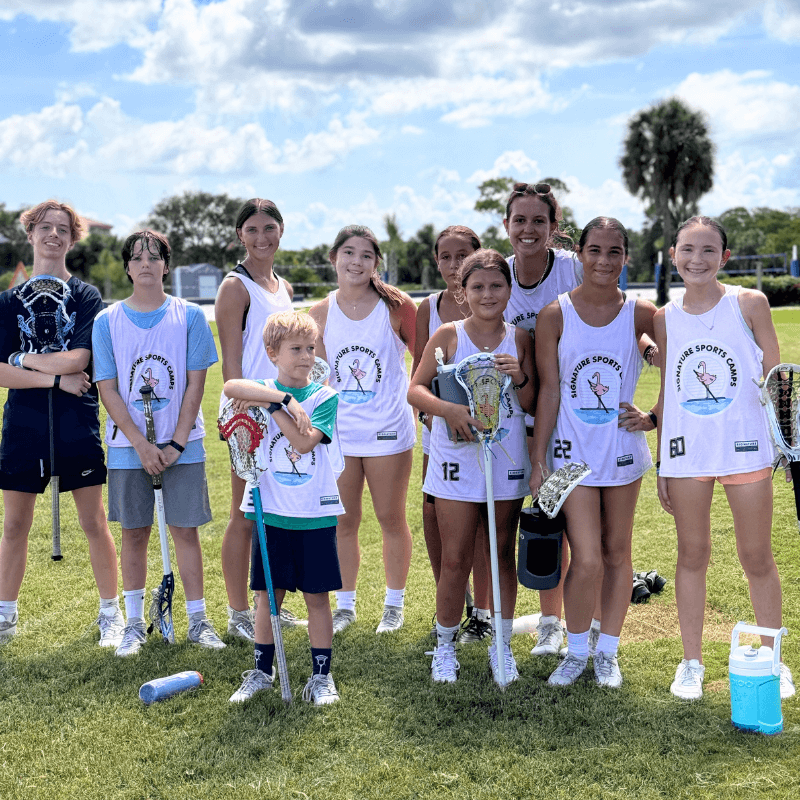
left=310, top=357, right=330, bottom=384
left=761, top=363, right=800, bottom=533
left=14, top=274, right=75, bottom=560
left=218, top=400, right=292, bottom=703
left=140, top=386, right=175, bottom=644
left=536, top=462, right=593, bottom=519
left=454, top=352, right=512, bottom=686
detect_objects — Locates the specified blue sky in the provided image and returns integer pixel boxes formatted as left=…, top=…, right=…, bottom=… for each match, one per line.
left=1, top=0, right=798, bottom=251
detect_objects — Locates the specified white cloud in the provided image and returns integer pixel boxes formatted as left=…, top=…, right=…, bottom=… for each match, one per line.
left=675, top=70, right=800, bottom=139
left=401, top=125, right=425, bottom=135
left=0, top=99, right=380, bottom=177
left=764, top=0, right=800, bottom=42
left=559, top=175, right=647, bottom=230
left=467, top=151, right=541, bottom=185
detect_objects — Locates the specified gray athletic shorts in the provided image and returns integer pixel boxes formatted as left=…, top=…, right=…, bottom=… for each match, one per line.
left=107, top=462, right=212, bottom=530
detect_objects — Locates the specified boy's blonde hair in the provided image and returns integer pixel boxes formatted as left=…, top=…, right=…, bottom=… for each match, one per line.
left=20, top=200, right=84, bottom=244
left=262, top=310, right=318, bottom=354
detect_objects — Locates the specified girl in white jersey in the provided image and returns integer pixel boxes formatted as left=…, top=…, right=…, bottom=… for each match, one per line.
left=309, top=225, right=418, bottom=635
left=214, top=199, right=298, bottom=640
left=409, top=249, right=535, bottom=686
left=530, top=218, right=656, bottom=689
left=654, top=216, right=794, bottom=701
left=412, top=226, right=492, bottom=643
left=502, top=182, right=584, bottom=657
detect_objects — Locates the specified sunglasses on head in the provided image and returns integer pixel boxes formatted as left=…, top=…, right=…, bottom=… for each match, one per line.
left=513, top=182, right=551, bottom=196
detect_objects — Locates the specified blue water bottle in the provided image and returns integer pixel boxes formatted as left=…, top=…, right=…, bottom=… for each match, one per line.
left=139, top=671, right=203, bottom=704
left=729, top=623, right=787, bottom=735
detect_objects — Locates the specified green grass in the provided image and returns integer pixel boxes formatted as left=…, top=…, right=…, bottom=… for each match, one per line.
left=1, top=315, right=800, bottom=799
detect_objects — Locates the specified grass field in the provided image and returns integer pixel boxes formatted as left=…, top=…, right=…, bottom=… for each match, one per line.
left=1, top=310, right=799, bottom=800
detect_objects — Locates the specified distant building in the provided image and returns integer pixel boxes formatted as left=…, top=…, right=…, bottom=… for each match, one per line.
left=79, top=217, right=113, bottom=238
left=172, top=263, right=223, bottom=300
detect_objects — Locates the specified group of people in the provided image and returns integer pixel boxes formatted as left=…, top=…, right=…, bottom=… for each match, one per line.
left=0, top=190, right=794, bottom=708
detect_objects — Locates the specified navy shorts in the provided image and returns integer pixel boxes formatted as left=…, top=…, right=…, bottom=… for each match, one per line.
left=0, top=453, right=107, bottom=494
left=249, top=523, right=342, bottom=595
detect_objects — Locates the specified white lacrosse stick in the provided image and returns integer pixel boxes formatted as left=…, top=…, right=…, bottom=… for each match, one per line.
left=310, top=357, right=330, bottom=384
left=454, top=352, right=512, bottom=686
left=536, top=462, right=593, bottom=519
left=218, top=400, right=292, bottom=703
left=760, top=363, right=800, bottom=533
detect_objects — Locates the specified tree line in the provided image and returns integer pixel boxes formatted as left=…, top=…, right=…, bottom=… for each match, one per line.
left=2, top=99, right=798, bottom=300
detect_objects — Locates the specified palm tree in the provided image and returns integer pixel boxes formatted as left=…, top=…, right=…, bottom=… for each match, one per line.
left=383, top=213, right=402, bottom=286
left=620, top=98, right=714, bottom=305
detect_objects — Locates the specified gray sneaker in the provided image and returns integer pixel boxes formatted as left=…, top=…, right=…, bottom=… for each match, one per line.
left=115, top=618, right=147, bottom=657
left=531, top=615, right=564, bottom=656
left=0, top=609, right=18, bottom=642
left=188, top=614, right=227, bottom=650
left=97, top=607, right=125, bottom=648
left=332, top=608, right=356, bottom=634
left=280, top=607, right=308, bottom=628
left=376, top=605, right=404, bottom=633
left=302, top=673, right=340, bottom=706
left=594, top=651, right=623, bottom=688
left=227, top=606, right=255, bottom=641
left=230, top=668, right=275, bottom=703
left=548, top=653, right=588, bottom=686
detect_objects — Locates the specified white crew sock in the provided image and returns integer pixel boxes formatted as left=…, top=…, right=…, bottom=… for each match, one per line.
left=385, top=587, right=405, bottom=608
left=473, top=607, right=490, bottom=622
left=123, top=589, right=145, bottom=621
left=335, top=590, right=356, bottom=612
left=567, top=629, right=591, bottom=660
left=595, top=632, right=620, bottom=656
left=502, top=618, right=514, bottom=647
left=186, top=598, right=206, bottom=617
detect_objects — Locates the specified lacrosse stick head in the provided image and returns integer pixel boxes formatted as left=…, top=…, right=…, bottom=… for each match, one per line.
left=536, top=461, right=592, bottom=519
left=454, top=353, right=510, bottom=444
left=14, top=275, right=73, bottom=352
left=217, top=400, right=269, bottom=484
left=310, top=357, right=330, bottom=384
left=762, top=364, right=800, bottom=462
left=147, top=577, right=175, bottom=644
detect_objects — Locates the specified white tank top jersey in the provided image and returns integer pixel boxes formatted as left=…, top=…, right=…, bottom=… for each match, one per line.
left=549, top=293, right=651, bottom=486
left=218, top=268, right=292, bottom=412
left=240, top=382, right=345, bottom=519
left=505, top=249, right=582, bottom=427
left=324, top=291, right=416, bottom=457
left=660, top=285, right=774, bottom=478
left=423, top=321, right=530, bottom=501
left=421, top=292, right=445, bottom=455
left=105, top=297, right=205, bottom=448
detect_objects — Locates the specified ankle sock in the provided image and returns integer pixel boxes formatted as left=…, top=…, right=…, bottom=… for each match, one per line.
left=384, top=587, right=405, bottom=608
left=99, top=596, right=120, bottom=616
left=0, top=600, right=18, bottom=618
left=335, top=590, right=356, bottom=612
left=123, top=589, right=145, bottom=621
left=436, top=621, right=459, bottom=648
left=186, top=598, right=206, bottom=617
left=595, top=632, right=620, bottom=656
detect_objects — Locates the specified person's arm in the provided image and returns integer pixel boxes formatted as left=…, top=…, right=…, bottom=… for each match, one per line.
left=271, top=413, right=324, bottom=454
left=619, top=300, right=659, bottom=432
left=308, top=298, right=330, bottom=365
left=392, top=293, right=418, bottom=353
left=740, top=288, right=781, bottom=377
left=281, top=277, right=294, bottom=301
left=411, top=296, right=432, bottom=378
left=10, top=348, right=90, bottom=375
left=528, top=301, right=563, bottom=499
left=494, top=326, right=536, bottom=416
left=97, top=377, right=169, bottom=475
left=215, top=277, right=249, bottom=383
left=407, top=324, right=482, bottom=442
left=653, top=309, right=673, bottom=514
left=0, top=362, right=90, bottom=394
left=162, top=368, right=207, bottom=467
left=223, top=379, right=313, bottom=435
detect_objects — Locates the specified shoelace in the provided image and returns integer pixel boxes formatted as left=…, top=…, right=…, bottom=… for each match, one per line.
left=678, top=663, right=703, bottom=686
left=557, top=654, right=587, bottom=680
left=594, top=653, right=616, bottom=677
left=537, top=623, right=562, bottom=647
left=380, top=609, right=403, bottom=627
left=96, top=611, right=123, bottom=638
left=238, top=669, right=271, bottom=694
left=302, top=674, right=336, bottom=702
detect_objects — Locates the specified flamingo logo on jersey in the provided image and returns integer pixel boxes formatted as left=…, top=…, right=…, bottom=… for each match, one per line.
left=268, top=435, right=315, bottom=486
left=333, top=345, right=382, bottom=405
left=567, top=352, right=623, bottom=425
left=674, top=339, right=738, bottom=415
left=128, top=355, right=176, bottom=413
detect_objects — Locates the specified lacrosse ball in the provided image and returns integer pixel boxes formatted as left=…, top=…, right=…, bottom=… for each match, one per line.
left=139, top=670, right=203, bottom=704
left=517, top=502, right=564, bottom=591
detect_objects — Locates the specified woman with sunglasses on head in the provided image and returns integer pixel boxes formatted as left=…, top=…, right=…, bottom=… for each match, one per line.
left=309, top=225, right=417, bottom=635
left=215, top=198, right=307, bottom=641
left=502, top=182, right=583, bottom=656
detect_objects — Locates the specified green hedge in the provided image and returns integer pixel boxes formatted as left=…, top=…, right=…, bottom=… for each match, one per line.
left=719, top=272, right=800, bottom=307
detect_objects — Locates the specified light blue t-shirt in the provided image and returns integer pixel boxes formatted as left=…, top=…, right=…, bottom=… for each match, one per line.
left=92, top=297, right=218, bottom=469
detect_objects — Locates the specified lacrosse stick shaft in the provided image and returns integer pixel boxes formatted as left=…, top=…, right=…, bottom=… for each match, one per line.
left=251, top=482, right=292, bottom=704
left=48, top=388, right=62, bottom=561
left=791, top=461, right=800, bottom=534
left=483, top=442, right=506, bottom=687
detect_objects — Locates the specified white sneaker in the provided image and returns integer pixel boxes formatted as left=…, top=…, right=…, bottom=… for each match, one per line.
left=97, top=608, right=125, bottom=648
left=280, top=607, right=308, bottom=628
left=531, top=616, right=564, bottom=656
left=376, top=605, right=404, bottom=633
left=0, top=610, right=18, bottom=642
left=670, top=659, right=705, bottom=700
left=548, top=653, right=588, bottom=686
left=227, top=606, right=255, bottom=641
left=332, top=608, right=356, bottom=634
left=115, top=618, right=147, bottom=657
left=302, top=673, right=340, bottom=706
left=230, top=668, right=275, bottom=703
left=780, top=663, right=796, bottom=699
left=594, top=651, right=623, bottom=688
left=489, top=641, right=519, bottom=687
left=430, top=645, right=460, bottom=683
left=188, top=614, right=227, bottom=650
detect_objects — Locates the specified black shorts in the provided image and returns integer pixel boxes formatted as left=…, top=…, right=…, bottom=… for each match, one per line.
left=249, top=523, right=342, bottom=595
left=0, top=453, right=107, bottom=494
